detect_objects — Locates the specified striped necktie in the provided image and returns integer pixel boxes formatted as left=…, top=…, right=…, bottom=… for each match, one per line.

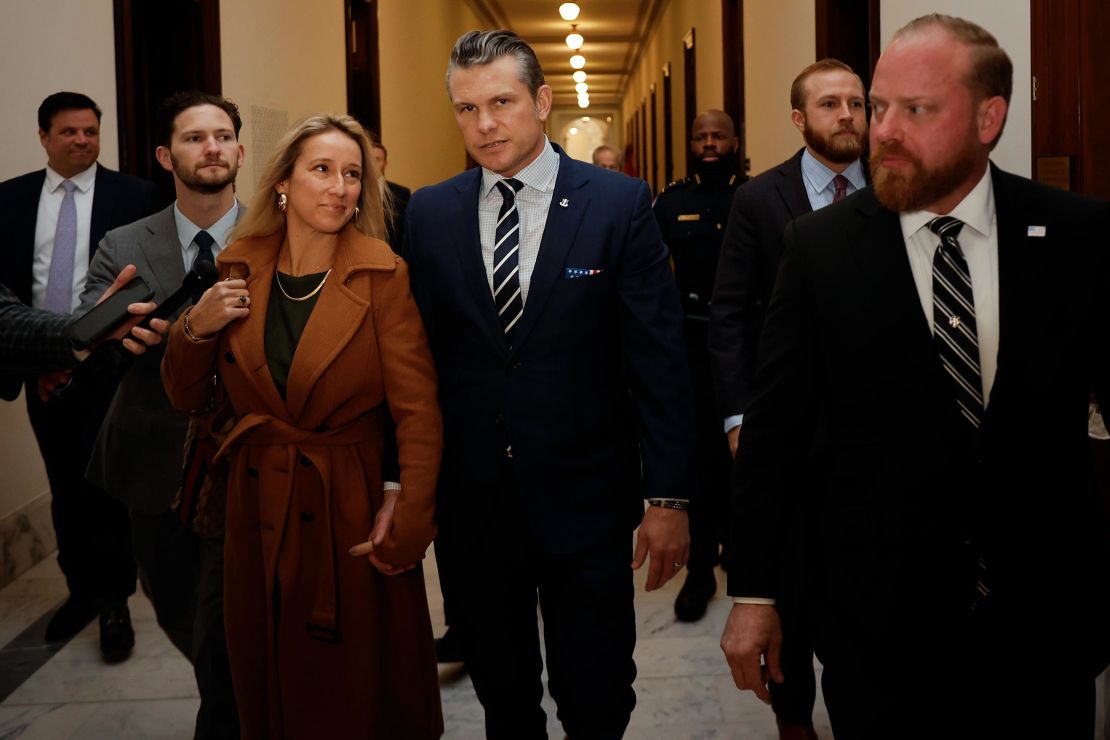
left=929, top=215, right=990, bottom=609
left=493, top=178, right=525, bottom=347
left=929, top=216, right=983, bottom=430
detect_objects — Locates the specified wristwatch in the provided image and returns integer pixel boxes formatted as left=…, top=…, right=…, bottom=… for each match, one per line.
left=646, top=497, right=690, bottom=511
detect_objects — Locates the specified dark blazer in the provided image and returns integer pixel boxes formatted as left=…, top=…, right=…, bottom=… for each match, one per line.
left=0, top=282, right=73, bottom=373
left=729, top=165, right=1110, bottom=674
left=403, top=144, right=696, bottom=555
left=0, top=165, right=162, bottom=399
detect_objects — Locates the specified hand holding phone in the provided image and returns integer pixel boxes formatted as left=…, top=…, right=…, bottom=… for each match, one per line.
left=64, top=275, right=155, bottom=350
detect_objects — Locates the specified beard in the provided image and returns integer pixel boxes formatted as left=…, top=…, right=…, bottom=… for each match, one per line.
left=870, top=133, right=979, bottom=213
left=692, top=149, right=739, bottom=181
left=171, top=152, right=238, bottom=195
left=803, top=119, right=865, bottom=165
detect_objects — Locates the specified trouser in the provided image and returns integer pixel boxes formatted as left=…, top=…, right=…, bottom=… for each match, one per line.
left=438, top=463, right=637, bottom=740
left=130, top=509, right=238, bottom=739
left=26, top=390, right=135, bottom=606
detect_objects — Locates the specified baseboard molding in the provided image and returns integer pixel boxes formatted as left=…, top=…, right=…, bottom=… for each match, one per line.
left=0, top=492, right=55, bottom=590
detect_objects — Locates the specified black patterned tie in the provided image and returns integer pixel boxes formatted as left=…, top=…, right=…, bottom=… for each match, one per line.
left=493, top=179, right=525, bottom=346
left=928, top=216, right=989, bottom=609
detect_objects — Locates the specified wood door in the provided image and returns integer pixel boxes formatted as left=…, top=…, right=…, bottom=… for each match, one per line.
left=721, top=0, right=746, bottom=175
left=814, top=0, right=880, bottom=91
left=346, top=0, right=382, bottom=138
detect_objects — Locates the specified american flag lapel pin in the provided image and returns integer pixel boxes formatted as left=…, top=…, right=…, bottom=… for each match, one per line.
left=1027, top=225, right=1046, bottom=237
left=559, top=198, right=570, bottom=207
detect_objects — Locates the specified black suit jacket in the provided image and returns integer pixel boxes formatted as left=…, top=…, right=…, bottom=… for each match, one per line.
left=709, top=149, right=812, bottom=419
left=729, top=165, right=1110, bottom=674
left=403, top=144, right=696, bottom=555
left=0, top=165, right=162, bottom=399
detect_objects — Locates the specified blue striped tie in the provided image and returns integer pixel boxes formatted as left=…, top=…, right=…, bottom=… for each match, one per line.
left=493, top=178, right=525, bottom=346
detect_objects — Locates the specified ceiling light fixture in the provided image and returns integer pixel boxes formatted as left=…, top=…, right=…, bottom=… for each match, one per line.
left=578, top=98, right=590, bottom=109
left=569, top=127, right=579, bottom=135
left=575, top=82, right=588, bottom=94
left=572, top=70, right=587, bottom=83
left=569, top=54, right=586, bottom=69
left=582, top=116, right=590, bottom=121
left=559, top=3, right=580, bottom=21
left=566, top=26, right=584, bottom=50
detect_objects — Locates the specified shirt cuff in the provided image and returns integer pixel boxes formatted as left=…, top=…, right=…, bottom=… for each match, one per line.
left=732, top=596, right=776, bottom=606
left=724, top=414, right=743, bottom=433
left=383, top=481, right=401, bottom=492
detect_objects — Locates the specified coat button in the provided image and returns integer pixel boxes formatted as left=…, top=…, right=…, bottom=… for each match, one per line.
left=247, top=467, right=259, bottom=477
left=300, top=511, right=315, bottom=523
left=300, top=455, right=312, bottom=467
left=224, top=351, right=235, bottom=364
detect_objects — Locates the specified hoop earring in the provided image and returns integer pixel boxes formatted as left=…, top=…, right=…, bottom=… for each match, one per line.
left=277, top=193, right=288, bottom=213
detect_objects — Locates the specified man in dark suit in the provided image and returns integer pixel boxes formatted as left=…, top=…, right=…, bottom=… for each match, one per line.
left=721, top=15, right=1110, bottom=739
left=76, top=91, right=244, bottom=739
left=370, top=138, right=411, bottom=254
left=0, top=92, right=161, bottom=659
left=403, top=30, right=696, bottom=739
left=0, top=267, right=167, bottom=373
left=709, top=60, right=867, bottom=740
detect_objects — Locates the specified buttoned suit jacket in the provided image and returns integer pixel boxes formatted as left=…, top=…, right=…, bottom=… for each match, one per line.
left=729, top=165, right=1110, bottom=675
left=402, top=145, right=696, bottom=555
left=75, top=203, right=243, bottom=513
left=0, top=165, right=162, bottom=399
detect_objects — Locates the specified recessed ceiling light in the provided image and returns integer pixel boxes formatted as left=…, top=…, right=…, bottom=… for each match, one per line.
left=578, top=98, right=590, bottom=109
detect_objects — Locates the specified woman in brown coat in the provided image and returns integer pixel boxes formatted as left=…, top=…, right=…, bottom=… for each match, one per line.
left=161, top=114, right=443, bottom=739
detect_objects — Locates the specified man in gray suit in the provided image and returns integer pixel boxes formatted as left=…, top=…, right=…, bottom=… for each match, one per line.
left=77, top=91, right=244, bottom=740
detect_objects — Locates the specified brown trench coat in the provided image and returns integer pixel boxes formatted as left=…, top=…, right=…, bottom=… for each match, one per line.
left=162, top=227, right=443, bottom=739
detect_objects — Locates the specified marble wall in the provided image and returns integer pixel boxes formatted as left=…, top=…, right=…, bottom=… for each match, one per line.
left=0, top=494, right=56, bottom=590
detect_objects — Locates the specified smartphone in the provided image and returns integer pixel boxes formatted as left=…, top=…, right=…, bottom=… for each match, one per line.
left=64, top=275, right=155, bottom=350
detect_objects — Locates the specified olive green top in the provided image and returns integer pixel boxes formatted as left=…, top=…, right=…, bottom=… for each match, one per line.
left=265, top=271, right=327, bottom=399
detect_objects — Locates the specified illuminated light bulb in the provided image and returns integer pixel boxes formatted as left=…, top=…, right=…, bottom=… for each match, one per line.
left=582, top=116, right=591, bottom=121
left=566, top=32, right=584, bottom=50
left=569, top=127, right=579, bottom=135
left=572, top=70, right=587, bottom=83
left=575, top=82, right=588, bottom=94
left=559, top=3, right=580, bottom=21
left=578, top=98, right=590, bottom=109
left=569, top=54, right=586, bottom=69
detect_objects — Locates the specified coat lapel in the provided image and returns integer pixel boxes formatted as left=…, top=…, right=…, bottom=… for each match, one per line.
left=510, top=150, right=590, bottom=353
left=452, top=170, right=509, bottom=357
left=778, top=149, right=814, bottom=220
left=90, top=166, right=117, bottom=257
left=141, top=207, right=187, bottom=300
left=283, top=228, right=379, bottom=420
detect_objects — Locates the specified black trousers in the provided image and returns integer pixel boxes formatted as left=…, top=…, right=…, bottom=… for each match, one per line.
left=130, top=509, right=238, bottom=739
left=438, top=464, right=637, bottom=740
left=25, top=391, right=135, bottom=605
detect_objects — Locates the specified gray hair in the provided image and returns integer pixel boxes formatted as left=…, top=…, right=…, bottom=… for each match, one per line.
left=446, top=30, right=545, bottom=99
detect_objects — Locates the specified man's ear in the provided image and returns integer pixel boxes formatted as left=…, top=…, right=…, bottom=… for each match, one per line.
left=790, top=109, right=805, bottom=135
left=155, top=146, right=174, bottom=173
left=536, top=84, right=554, bottom=122
left=976, top=95, right=1008, bottom=147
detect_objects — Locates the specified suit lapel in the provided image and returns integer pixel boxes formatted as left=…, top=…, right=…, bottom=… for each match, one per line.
left=511, top=152, right=590, bottom=354
left=453, top=170, right=510, bottom=357
left=777, top=149, right=814, bottom=220
left=90, top=166, right=117, bottom=258
left=141, top=207, right=187, bottom=300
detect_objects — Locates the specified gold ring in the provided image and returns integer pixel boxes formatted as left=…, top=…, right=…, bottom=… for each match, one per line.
left=238, top=295, right=247, bottom=305
left=673, top=561, right=684, bottom=568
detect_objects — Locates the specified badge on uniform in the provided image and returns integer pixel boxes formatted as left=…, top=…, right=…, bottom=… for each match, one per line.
left=565, top=267, right=604, bottom=279
left=677, top=214, right=701, bottom=222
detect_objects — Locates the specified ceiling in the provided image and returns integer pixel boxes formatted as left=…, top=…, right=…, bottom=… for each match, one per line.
left=463, top=0, right=668, bottom=109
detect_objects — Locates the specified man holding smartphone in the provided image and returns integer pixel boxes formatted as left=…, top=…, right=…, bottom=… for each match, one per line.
left=75, top=91, right=245, bottom=739
left=0, top=92, right=162, bottom=660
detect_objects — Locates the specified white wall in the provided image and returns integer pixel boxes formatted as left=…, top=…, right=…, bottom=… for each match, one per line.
left=880, top=1, right=1032, bottom=177
left=0, top=0, right=119, bottom=520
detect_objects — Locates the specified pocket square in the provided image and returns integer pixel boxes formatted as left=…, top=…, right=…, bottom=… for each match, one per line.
left=565, top=267, right=604, bottom=279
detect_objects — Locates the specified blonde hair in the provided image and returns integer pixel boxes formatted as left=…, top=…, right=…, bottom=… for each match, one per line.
left=232, top=113, right=391, bottom=242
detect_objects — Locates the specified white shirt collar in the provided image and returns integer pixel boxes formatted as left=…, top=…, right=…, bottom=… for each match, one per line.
left=44, top=162, right=97, bottom=194
left=173, top=200, right=240, bottom=252
left=899, top=166, right=994, bottom=243
left=481, top=136, right=559, bottom=198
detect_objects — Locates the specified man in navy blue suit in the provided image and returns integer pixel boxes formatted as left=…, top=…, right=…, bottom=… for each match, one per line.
left=403, top=30, right=697, bottom=739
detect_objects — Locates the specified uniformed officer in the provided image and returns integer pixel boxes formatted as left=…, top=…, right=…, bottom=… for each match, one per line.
left=652, top=109, right=743, bottom=622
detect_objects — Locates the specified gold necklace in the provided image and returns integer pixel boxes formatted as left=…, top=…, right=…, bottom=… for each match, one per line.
left=275, top=269, right=332, bottom=302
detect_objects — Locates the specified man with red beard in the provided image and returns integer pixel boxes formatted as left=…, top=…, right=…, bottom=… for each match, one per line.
left=76, top=91, right=245, bottom=739
left=721, top=14, right=1110, bottom=739
left=709, top=59, right=866, bottom=740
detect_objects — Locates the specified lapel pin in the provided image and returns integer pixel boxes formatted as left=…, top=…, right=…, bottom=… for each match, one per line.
left=559, top=198, right=570, bottom=208
left=1027, top=225, right=1046, bottom=237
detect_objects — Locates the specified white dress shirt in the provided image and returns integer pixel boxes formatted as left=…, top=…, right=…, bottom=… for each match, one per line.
left=32, top=163, right=97, bottom=312
left=478, top=137, right=559, bottom=302
left=899, top=167, right=999, bottom=407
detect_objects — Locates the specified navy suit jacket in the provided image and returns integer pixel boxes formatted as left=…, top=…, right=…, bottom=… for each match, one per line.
left=403, top=145, right=696, bottom=554
left=0, top=164, right=162, bottom=399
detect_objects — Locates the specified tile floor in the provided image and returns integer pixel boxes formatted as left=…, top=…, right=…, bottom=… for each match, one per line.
left=0, top=546, right=836, bottom=739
